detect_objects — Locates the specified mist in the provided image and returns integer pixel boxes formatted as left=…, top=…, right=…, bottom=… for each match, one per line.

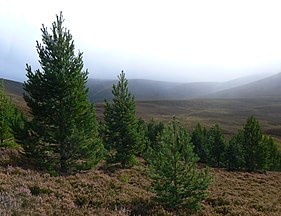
left=1, top=0, right=281, bottom=83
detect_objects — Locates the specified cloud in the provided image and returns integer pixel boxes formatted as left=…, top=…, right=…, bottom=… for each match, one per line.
left=1, top=0, right=281, bottom=82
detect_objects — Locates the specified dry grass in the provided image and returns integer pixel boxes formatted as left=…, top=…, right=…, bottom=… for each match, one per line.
left=0, top=151, right=280, bottom=216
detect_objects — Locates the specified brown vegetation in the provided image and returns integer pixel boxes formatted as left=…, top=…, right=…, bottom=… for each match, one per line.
left=4, top=94, right=281, bottom=215
left=0, top=151, right=280, bottom=215
left=8, top=91, right=281, bottom=146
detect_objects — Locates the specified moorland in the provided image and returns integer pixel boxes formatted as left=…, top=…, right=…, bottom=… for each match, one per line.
left=1, top=76, right=281, bottom=215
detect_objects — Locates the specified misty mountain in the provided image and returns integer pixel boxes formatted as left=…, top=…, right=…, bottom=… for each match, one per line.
left=209, top=72, right=281, bottom=98
left=87, top=79, right=237, bottom=101
left=87, top=73, right=275, bottom=101
left=2, top=72, right=281, bottom=102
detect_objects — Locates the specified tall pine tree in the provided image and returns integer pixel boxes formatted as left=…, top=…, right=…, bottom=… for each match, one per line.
left=103, top=71, right=141, bottom=167
left=22, top=12, right=103, bottom=174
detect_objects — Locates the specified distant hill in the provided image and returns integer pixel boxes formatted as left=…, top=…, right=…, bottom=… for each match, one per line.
left=87, top=72, right=275, bottom=101
left=87, top=79, right=233, bottom=101
left=209, top=72, right=281, bottom=98
left=1, top=72, right=280, bottom=102
left=0, top=78, right=24, bottom=96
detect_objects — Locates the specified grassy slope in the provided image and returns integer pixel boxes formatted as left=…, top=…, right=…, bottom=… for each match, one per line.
left=0, top=154, right=280, bottom=215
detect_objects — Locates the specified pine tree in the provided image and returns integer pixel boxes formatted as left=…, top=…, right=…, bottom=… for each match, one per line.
left=242, top=116, right=263, bottom=171
left=208, top=124, right=226, bottom=167
left=22, top=12, right=103, bottom=174
left=261, top=135, right=281, bottom=171
left=136, top=118, right=149, bottom=155
left=0, top=81, right=14, bottom=145
left=103, top=71, right=141, bottom=167
left=148, top=117, right=212, bottom=212
left=146, top=119, right=164, bottom=151
left=226, top=116, right=281, bottom=172
left=191, top=123, right=209, bottom=163
left=226, top=130, right=244, bottom=171
left=0, top=81, right=25, bottom=149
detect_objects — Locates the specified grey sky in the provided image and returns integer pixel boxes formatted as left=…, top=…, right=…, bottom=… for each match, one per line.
left=1, top=0, right=281, bottom=82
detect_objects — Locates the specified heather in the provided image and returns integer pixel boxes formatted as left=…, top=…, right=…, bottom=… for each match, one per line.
left=0, top=154, right=280, bottom=215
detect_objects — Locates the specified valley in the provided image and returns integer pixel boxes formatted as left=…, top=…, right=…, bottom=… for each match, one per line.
left=97, top=98, right=281, bottom=145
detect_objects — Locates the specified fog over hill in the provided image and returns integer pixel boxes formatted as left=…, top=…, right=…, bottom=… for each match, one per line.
left=87, top=72, right=276, bottom=101
left=1, top=72, right=280, bottom=102
left=209, top=72, right=281, bottom=98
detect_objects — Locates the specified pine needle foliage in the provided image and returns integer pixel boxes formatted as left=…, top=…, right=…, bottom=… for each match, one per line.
left=0, top=81, right=24, bottom=148
left=22, top=12, right=104, bottom=174
left=0, top=81, right=13, bottom=145
left=148, top=117, right=212, bottom=212
left=208, top=124, right=226, bottom=167
left=228, top=116, right=281, bottom=172
left=103, top=71, right=142, bottom=168
left=191, top=123, right=209, bottom=163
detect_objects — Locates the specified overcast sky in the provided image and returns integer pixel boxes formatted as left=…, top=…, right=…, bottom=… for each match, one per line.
left=1, top=0, right=281, bottom=82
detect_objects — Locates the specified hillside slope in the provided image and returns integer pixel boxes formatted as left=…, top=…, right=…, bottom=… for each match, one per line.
left=2, top=72, right=280, bottom=102
left=87, top=72, right=280, bottom=101
left=209, top=72, right=281, bottom=98
left=0, top=78, right=24, bottom=96
left=87, top=79, right=220, bottom=101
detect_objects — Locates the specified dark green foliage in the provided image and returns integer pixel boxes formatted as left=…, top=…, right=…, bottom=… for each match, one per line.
left=191, top=123, right=209, bottom=163
left=191, top=123, right=226, bottom=167
left=148, top=117, right=212, bottom=212
left=208, top=124, right=226, bottom=167
left=21, top=12, right=104, bottom=174
left=226, top=130, right=245, bottom=171
left=242, top=116, right=263, bottom=171
left=136, top=118, right=149, bottom=155
left=0, top=81, right=14, bottom=145
left=227, top=116, right=281, bottom=172
left=146, top=119, right=165, bottom=151
left=0, top=81, right=24, bottom=148
left=260, top=135, right=281, bottom=171
left=103, top=71, right=142, bottom=168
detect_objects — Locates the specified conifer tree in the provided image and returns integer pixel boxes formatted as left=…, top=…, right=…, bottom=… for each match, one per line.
left=22, top=12, right=103, bottom=174
left=191, top=123, right=209, bottom=163
left=208, top=124, right=226, bottom=167
left=0, top=81, right=14, bottom=145
left=242, top=116, right=263, bottom=171
left=103, top=71, right=141, bottom=167
left=226, top=116, right=281, bottom=172
left=226, top=130, right=244, bottom=171
left=263, top=135, right=281, bottom=171
left=146, top=119, right=164, bottom=151
left=148, top=117, right=211, bottom=212
left=0, top=81, right=25, bottom=148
